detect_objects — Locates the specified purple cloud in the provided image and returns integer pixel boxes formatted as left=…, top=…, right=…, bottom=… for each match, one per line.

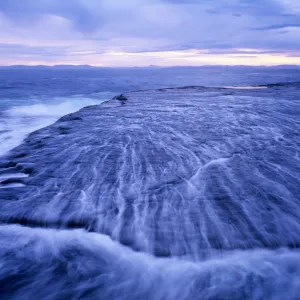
left=0, top=0, right=299, bottom=65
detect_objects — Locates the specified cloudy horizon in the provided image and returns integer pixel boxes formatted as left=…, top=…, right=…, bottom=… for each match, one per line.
left=1, top=0, right=300, bottom=66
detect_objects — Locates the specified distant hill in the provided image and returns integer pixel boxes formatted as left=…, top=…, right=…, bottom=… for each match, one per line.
left=0, top=64, right=299, bottom=69
left=0, top=64, right=98, bottom=69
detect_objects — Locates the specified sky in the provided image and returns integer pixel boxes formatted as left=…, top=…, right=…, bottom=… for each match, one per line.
left=0, top=0, right=300, bottom=66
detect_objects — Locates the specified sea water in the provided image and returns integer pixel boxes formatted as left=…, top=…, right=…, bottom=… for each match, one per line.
left=0, top=66, right=300, bottom=299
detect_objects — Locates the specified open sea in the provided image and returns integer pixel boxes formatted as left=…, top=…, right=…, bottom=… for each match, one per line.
left=1, top=66, right=300, bottom=157
left=0, top=66, right=300, bottom=299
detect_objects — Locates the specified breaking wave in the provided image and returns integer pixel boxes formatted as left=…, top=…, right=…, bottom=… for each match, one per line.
left=0, top=95, right=110, bottom=157
left=5, top=98, right=101, bottom=117
left=1, top=225, right=300, bottom=300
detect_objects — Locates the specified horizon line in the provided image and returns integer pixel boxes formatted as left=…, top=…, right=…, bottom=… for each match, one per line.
left=1, top=64, right=300, bottom=68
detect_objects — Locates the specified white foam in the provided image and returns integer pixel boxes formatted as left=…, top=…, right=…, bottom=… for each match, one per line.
left=0, top=173, right=29, bottom=181
left=5, top=98, right=101, bottom=117
left=221, top=86, right=268, bottom=90
left=1, top=225, right=300, bottom=299
left=0, top=96, right=110, bottom=157
left=0, top=183, right=25, bottom=188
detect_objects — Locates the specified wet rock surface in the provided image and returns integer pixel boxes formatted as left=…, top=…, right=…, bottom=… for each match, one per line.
left=0, top=86, right=300, bottom=299
left=0, top=86, right=300, bottom=257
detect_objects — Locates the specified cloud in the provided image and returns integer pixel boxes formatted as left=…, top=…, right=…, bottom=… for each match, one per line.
left=0, top=0, right=103, bottom=32
left=253, top=23, right=300, bottom=30
left=0, top=0, right=299, bottom=66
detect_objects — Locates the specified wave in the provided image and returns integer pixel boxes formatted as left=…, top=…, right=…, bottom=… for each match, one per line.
left=130, top=81, right=300, bottom=94
left=1, top=225, right=300, bottom=300
left=0, top=96, right=110, bottom=157
left=5, top=98, right=104, bottom=117
left=257, top=81, right=300, bottom=88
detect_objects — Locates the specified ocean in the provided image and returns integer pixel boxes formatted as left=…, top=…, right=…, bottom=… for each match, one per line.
left=1, top=66, right=299, bottom=157
left=0, top=66, right=300, bottom=299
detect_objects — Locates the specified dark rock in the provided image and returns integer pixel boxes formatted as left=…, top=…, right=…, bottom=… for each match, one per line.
left=114, top=94, right=128, bottom=101
left=0, top=161, right=17, bottom=168
left=58, top=114, right=83, bottom=122
left=0, top=87, right=299, bottom=258
left=0, top=178, right=24, bottom=185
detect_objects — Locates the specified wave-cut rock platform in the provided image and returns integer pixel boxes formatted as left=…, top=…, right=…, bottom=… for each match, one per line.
left=0, top=86, right=300, bottom=299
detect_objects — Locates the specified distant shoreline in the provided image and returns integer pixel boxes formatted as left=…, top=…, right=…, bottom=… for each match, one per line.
left=1, top=64, right=300, bottom=69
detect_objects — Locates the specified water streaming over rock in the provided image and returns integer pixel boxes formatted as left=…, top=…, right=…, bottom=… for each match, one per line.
left=0, top=83, right=300, bottom=299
